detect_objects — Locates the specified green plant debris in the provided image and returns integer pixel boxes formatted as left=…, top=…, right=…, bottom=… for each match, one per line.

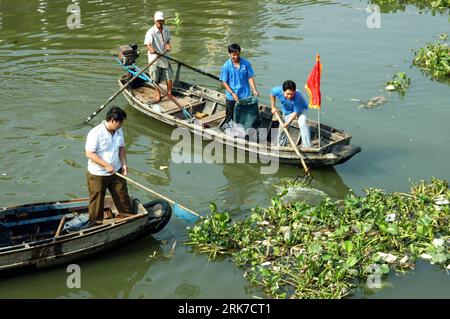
left=412, top=34, right=450, bottom=80
left=386, top=72, right=411, bottom=91
left=167, top=12, right=183, bottom=26
left=186, top=178, right=450, bottom=298
left=370, top=0, right=450, bottom=15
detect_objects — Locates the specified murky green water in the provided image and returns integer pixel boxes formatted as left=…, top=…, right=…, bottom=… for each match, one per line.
left=0, top=0, right=449, bottom=298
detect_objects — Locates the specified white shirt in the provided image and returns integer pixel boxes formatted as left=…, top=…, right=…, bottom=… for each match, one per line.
left=85, top=121, right=125, bottom=176
left=144, top=24, right=171, bottom=68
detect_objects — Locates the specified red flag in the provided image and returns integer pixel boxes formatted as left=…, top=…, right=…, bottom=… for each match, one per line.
left=304, top=54, right=322, bottom=109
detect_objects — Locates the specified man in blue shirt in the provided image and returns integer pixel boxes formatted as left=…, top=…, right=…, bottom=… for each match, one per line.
left=220, top=43, right=259, bottom=126
left=270, top=80, right=311, bottom=148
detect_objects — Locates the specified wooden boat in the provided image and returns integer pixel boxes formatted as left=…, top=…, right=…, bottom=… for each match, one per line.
left=118, top=64, right=361, bottom=168
left=0, top=196, right=171, bottom=274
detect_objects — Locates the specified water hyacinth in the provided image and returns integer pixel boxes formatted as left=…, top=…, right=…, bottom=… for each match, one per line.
left=412, top=34, right=450, bottom=80
left=370, top=0, right=450, bottom=15
left=186, top=178, right=450, bottom=298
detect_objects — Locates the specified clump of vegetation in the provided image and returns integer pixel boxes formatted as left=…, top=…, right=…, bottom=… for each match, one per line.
left=167, top=12, right=183, bottom=26
left=186, top=178, right=450, bottom=298
left=371, top=0, right=450, bottom=15
left=386, top=72, right=411, bottom=91
left=412, top=34, right=450, bottom=80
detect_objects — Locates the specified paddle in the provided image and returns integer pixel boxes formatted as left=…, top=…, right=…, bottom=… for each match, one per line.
left=115, top=172, right=201, bottom=223
left=78, top=49, right=167, bottom=127
left=274, top=111, right=312, bottom=186
left=154, top=52, right=221, bottom=82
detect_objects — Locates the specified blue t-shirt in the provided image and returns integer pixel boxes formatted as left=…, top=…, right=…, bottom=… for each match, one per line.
left=220, top=57, right=255, bottom=101
left=271, top=86, right=308, bottom=115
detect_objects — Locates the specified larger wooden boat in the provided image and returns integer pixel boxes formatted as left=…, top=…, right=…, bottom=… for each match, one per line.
left=0, top=196, right=171, bottom=274
left=118, top=63, right=361, bottom=168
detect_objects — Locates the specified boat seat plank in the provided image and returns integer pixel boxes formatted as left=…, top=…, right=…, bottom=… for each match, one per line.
left=199, top=111, right=226, bottom=125
left=166, top=100, right=205, bottom=115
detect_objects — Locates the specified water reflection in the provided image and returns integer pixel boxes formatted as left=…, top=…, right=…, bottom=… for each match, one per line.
left=125, top=110, right=174, bottom=186
left=174, top=281, right=201, bottom=299
left=0, top=235, right=167, bottom=298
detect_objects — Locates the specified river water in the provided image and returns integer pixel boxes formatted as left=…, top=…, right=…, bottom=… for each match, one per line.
left=0, top=0, right=449, bottom=298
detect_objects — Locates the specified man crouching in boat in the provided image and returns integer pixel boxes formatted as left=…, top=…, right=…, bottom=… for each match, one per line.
left=85, top=107, right=133, bottom=227
left=271, top=80, right=311, bottom=148
left=144, top=11, right=174, bottom=101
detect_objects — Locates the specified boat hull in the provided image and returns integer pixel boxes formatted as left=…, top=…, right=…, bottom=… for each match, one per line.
left=0, top=197, right=171, bottom=274
left=119, top=79, right=361, bottom=168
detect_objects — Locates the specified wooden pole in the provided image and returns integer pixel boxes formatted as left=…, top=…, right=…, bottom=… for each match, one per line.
left=274, top=112, right=310, bottom=176
left=54, top=215, right=67, bottom=238
left=115, top=172, right=201, bottom=219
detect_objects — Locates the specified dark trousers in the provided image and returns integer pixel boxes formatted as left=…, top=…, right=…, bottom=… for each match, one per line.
left=86, top=170, right=132, bottom=226
left=222, top=99, right=236, bottom=126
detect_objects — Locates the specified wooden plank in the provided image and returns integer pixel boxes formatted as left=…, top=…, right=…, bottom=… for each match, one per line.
left=199, top=111, right=226, bottom=125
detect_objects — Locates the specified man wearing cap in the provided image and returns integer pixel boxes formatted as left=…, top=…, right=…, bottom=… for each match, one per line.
left=144, top=11, right=174, bottom=99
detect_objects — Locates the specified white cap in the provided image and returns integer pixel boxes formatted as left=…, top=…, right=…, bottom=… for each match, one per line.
left=154, top=11, right=164, bottom=21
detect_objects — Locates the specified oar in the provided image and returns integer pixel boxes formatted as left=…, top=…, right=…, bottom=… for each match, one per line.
left=154, top=52, right=221, bottom=82
left=115, top=172, right=201, bottom=223
left=154, top=52, right=273, bottom=92
left=78, top=49, right=168, bottom=127
left=274, top=111, right=312, bottom=186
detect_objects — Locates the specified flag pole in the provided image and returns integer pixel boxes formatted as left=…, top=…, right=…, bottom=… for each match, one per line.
left=305, top=53, right=322, bottom=149
left=316, top=54, right=321, bottom=148
left=318, top=107, right=321, bottom=148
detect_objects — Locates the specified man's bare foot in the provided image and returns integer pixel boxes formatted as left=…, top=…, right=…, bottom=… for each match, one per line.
left=167, top=93, right=176, bottom=100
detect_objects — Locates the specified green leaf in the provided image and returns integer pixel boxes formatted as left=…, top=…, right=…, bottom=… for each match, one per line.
left=308, top=243, right=322, bottom=254
left=342, top=241, right=354, bottom=253
left=380, top=264, right=390, bottom=274
left=209, top=202, right=218, bottom=214
left=345, top=256, right=358, bottom=268
left=432, top=253, right=447, bottom=264
left=385, top=225, right=399, bottom=235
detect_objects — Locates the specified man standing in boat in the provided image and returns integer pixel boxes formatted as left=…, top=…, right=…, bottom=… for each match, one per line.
left=85, top=107, right=133, bottom=227
left=144, top=11, right=173, bottom=100
left=271, top=80, right=311, bottom=148
left=220, top=43, right=259, bottom=128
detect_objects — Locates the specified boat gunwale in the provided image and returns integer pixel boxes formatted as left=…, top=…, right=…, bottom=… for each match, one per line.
left=0, top=200, right=159, bottom=255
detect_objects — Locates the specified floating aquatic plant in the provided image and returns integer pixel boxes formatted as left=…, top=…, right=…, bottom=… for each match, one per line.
left=186, top=178, right=450, bottom=298
left=370, top=0, right=450, bottom=15
left=167, top=12, right=183, bottom=27
left=412, top=34, right=450, bottom=80
left=386, top=72, right=411, bottom=91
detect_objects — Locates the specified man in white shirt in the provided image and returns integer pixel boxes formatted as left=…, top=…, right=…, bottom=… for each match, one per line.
left=85, top=107, right=133, bottom=226
left=144, top=11, right=174, bottom=99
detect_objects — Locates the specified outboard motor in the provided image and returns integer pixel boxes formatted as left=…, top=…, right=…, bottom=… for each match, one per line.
left=118, top=43, right=139, bottom=66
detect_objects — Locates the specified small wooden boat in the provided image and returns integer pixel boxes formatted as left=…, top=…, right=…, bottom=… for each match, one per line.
left=0, top=196, right=171, bottom=274
left=118, top=64, right=361, bottom=168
